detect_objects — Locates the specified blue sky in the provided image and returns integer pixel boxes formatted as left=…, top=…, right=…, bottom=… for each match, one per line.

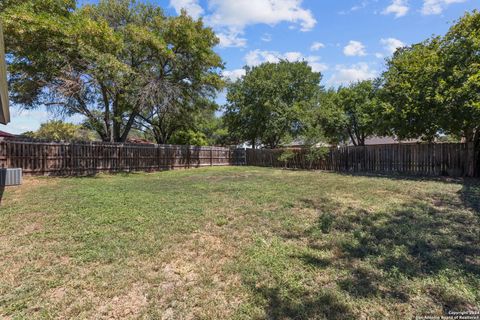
left=2, top=0, right=478, bottom=134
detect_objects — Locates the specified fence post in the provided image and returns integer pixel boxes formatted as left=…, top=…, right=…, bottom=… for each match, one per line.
left=466, top=142, right=474, bottom=177
left=42, top=143, right=47, bottom=175
left=210, top=147, right=213, bottom=166
left=69, top=142, right=74, bottom=175
left=157, top=144, right=161, bottom=171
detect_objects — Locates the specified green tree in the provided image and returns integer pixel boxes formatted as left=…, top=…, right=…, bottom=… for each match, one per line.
left=2, top=0, right=223, bottom=143
left=439, top=10, right=480, bottom=146
left=201, top=115, right=230, bottom=146
left=317, top=80, right=382, bottom=146
left=380, top=39, right=443, bottom=141
left=25, top=120, right=97, bottom=141
left=224, top=61, right=322, bottom=149
left=169, top=130, right=208, bottom=146
left=278, top=149, right=296, bottom=168
left=380, top=10, right=480, bottom=173
left=136, top=99, right=222, bottom=145
left=0, top=0, right=75, bottom=13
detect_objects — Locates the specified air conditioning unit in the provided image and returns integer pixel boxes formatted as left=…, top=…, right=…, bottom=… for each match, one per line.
left=0, top=168, right=22, bottom=186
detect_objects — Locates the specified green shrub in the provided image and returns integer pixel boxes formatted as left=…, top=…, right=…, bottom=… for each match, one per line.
left=306, top=146, right=329, bottom=169
left=278, top=149, right=296, bottom=168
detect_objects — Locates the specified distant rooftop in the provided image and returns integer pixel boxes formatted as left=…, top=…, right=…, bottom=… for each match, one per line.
left=354, top=136, right=421, bottom=146
left=0, top=130, right=16, bottom=138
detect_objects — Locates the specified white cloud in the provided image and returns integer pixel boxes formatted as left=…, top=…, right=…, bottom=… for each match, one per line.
left=207, top=0, right=316, bottom=31
left=170, top=0, right=317, bottom=48
left=343, top=41, right=367, bottom=57
left=339, top=0, right=370, bottom=15
left=310, top=41, right=325, bottom=51
left=245, top=50, right=283, bottom=66
left=284, top=52, right=303, bottom=61
left=261, top=33, right=272, bottom=42
left=421, top=0, right=467, bottom=15
left=0, top=108, right=84, bottom=135
left=244, top=49, right=328, bottom=72
left=382, top=0, right=409, bottom=18
left=375, top=52, right=385, bottom=59
left=222, top=69, right=246, bottom=81
left=170, top=0, right=204, bottom=19
left=380, top=38, right=405, bottom=54
left=327, top=63, right=377, bottom=86
left=217, top=31, right=247, bottom=48
left=305, top=56, right=329, bottom=72
left=206, top=0, right=316, bottom=47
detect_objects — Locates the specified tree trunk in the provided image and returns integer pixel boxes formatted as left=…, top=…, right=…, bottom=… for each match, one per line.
left=347, top=128, right=357, bottom=146
left=100, top=83, right=112, bottom=142
left=112, top=98, right=121, bottom=142
left=119, top=112, right=137, bottom=142
left=474, top=132, right=480, bottom=177
left=464, top=128, right=479, bottom=177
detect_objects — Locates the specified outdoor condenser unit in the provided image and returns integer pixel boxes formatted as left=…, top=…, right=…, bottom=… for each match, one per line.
left=0, top=168, right=22, bottom=186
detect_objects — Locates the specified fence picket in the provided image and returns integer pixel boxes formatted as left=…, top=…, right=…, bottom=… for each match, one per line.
left=0, top=139, right=477, bottom=177
left=246, top=143, right=477, bottom=177
left=0, top=139, right=245, bottom=176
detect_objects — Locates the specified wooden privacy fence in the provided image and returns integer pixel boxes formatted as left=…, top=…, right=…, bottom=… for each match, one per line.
left=246, top=143, right=477, bottom=177
left=0, top=139, right=246, bottom=175
left=0, top=139, right=476, bottom=177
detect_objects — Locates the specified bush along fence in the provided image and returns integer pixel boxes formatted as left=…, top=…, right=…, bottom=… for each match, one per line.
left=0, top=138, right=246, bottom=175
left=246, top=143, right=478, bottom=177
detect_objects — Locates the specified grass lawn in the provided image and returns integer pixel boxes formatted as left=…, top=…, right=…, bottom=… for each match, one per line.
left=0, top=167, right=479, bottom=319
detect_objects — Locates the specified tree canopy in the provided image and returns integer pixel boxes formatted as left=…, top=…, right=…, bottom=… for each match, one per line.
left=23, top=120, right=97, bottom=141
left=381, top=10, right=480, bottom=144
left=316, top=80, right=382, bottom=146
left=2, top=0, right=223, bottom=142
left=224, top=61, right=322, bottom=149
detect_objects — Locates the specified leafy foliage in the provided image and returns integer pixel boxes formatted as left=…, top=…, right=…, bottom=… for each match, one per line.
left=381, top=10, right=480, bottom=144
left=316, top=81, right=382, bottom=146
left=380, top=39, right=443, bottom=141
left=169, top=129, right=208, bottom=146
left=278, top=149, right=296, bottom=168
left=2, top=0, right=223, bottom=142
left=224, top=61, right=322, bottom=148
left=305, top=146, right=329, bottom=165
left=23, top=120, right=97, bottom=141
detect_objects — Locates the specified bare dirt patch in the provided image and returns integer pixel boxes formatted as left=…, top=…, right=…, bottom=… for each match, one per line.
left=96, top=284, right=148, bottom=319
left=1, top=176, right=58, bottom=204
left=149, top=231, right=245, bottom=319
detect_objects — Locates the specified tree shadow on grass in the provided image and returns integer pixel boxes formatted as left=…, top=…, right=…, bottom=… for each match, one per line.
left=292, top=192, right=480, bottom=313
left=341, top=202, right=480, bottom=277
left=459, top=179, right=480, bottom=213
left=254, top=287, right=356, bottom=320
left=334, top=171, right=465, bottom=183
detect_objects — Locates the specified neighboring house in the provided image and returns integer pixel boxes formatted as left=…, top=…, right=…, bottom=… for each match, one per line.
left=349, top=136, right=421, bottom=146
left=0, top=130, right=16, bottom=139
left=283, top=139, right=331, bottom=148
left=285, top=136, right=421, bottom=148
left=237, top=136, right=421, bottom=149
left=126, top=137, right=155, bottom=145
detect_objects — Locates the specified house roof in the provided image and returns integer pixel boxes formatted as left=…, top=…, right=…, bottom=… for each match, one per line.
left=0, top=130, right=15, bottom=137
left=0, top=24, right=10, bottom=125
left=347, top=136, right=421, bottom=146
